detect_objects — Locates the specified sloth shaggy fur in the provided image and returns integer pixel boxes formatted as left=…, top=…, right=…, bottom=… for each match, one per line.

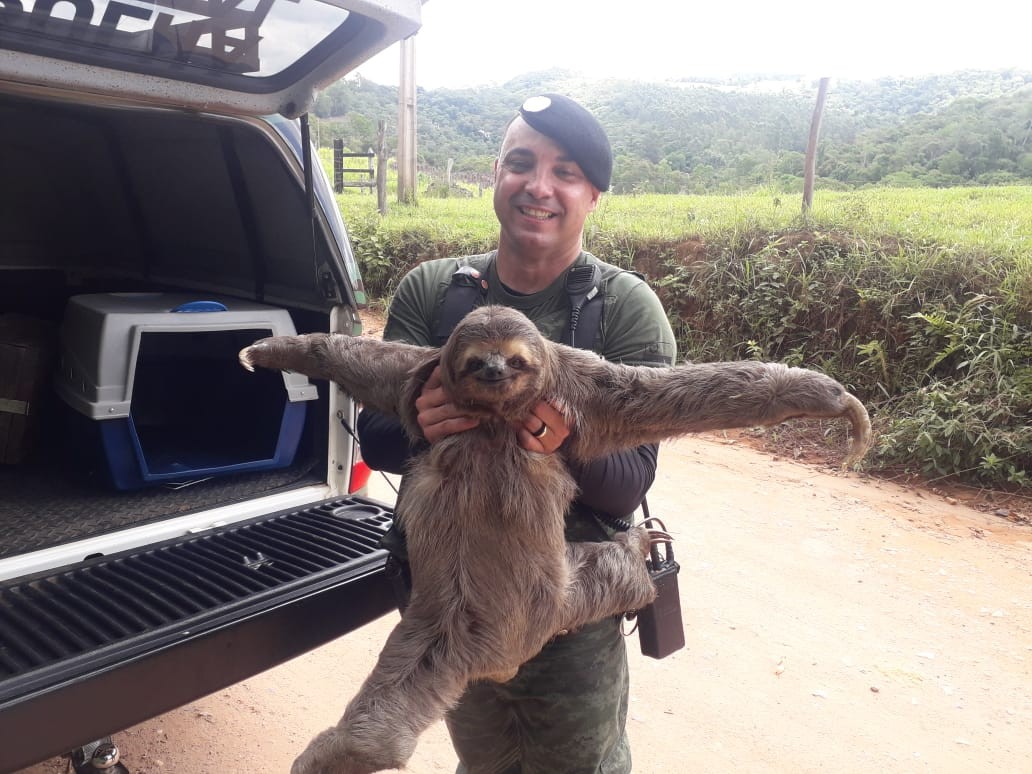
left=239, top=305, right=871, bottom=774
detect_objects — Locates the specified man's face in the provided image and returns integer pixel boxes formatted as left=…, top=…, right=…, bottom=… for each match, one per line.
left=493, top=116, right=602, bottom=260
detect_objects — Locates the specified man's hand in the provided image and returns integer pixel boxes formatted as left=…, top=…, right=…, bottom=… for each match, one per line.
left=516, top=400, right=570, bottom=454
left=416, top=367, right=569, bottom=453
left=415, top=366, right=480, bottom=444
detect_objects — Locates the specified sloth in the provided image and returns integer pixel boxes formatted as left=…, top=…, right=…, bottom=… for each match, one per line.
left=239, top=305, right=871, bottom=774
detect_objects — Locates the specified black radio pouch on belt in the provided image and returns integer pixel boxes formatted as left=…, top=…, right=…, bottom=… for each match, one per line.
left=631, top=501, right=685, bottom=659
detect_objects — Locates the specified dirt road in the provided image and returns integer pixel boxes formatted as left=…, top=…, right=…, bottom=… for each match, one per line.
left=21, top=435, right=1032, bottom=774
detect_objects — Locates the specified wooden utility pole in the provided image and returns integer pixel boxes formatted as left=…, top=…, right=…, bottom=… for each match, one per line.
left=802, top=77, right=831, bottom=216
left=397, top=36, right=417, bottom=204
left=333, top=138, right=343, bottom=193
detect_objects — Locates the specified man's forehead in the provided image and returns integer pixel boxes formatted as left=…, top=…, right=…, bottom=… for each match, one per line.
left=502, top=146, right=579, bottom=167
left=500, top=118, right=576, bottom=163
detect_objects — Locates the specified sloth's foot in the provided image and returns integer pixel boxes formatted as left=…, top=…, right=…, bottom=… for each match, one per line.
left=620, top=523, right=673, bottom=560
left=623, top=518, right=673, bottom=559
left=291, top=727, right=395, bottom=774
left=648, top=529, right=674, bottom=546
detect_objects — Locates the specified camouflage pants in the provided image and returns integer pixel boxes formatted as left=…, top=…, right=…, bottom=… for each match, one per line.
left=446, top=616, right=632, bottom=774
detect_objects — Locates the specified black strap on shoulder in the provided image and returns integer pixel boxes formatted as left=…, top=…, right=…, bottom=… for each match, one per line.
left=434, top=264, right=488, bottom=346
left=564, top=264, right=604, bottom=350
left=436, top=260, right=605, bottom=352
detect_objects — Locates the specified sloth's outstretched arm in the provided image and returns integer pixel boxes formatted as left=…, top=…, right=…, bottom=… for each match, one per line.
left=239, top=334, right=433, bottom=420
left=558, top=355, right=872, bottom=466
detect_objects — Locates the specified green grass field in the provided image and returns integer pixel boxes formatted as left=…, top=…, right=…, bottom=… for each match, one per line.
left=335, top=182, right=1032, bottom=261
left=331, top=176, right=1030, bottom=488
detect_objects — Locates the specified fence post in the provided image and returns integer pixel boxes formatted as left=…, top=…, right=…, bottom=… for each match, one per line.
left=333, top=139, right=343, bottom=194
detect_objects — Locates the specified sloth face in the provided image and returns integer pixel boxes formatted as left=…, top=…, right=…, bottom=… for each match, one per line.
left=452, top=338, right=542, bottom=411
left=442, top=307, right=549, bottom=418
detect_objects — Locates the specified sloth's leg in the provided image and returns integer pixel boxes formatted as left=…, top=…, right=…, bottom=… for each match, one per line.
left=560, top=527, right=660, bottom=632
left=291, top=612, right=468, bottom=774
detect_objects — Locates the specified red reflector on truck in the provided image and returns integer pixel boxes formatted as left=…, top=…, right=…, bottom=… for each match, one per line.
left=349, top=460, right=372, bottom=493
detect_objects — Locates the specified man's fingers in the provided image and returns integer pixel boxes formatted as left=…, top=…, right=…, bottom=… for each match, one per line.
left=416, top=375, right=480, bottom=442
left=415, top=385, right=449, bottom=414
left=423, top=365, right=443, bottom=391
left=533, top=401, right=566, bottom=429
left=525, top=401, right=570, bottom=445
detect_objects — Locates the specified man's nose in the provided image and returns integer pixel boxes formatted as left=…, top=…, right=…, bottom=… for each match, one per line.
left=524, top=167, right=555, bottom=198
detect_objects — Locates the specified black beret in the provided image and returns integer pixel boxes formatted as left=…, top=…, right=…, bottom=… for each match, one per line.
left=518, top=94, right=612, bottom=191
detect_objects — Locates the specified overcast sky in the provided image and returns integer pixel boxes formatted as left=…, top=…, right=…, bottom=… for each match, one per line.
left=354, top=0, right=1032, bottom=88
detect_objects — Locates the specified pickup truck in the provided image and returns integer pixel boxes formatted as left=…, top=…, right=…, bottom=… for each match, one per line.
left=0, top=1, right=421, bottom=770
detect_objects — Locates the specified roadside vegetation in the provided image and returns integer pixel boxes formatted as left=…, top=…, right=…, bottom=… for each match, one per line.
left=335, top=180, right=1030, bottom=490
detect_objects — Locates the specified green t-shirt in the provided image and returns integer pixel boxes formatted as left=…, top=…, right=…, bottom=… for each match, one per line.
left=383, top=251, right=677, bottom=366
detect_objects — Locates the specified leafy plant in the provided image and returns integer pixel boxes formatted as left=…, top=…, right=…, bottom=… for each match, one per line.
left=875, top=294, right=1031, bottom=483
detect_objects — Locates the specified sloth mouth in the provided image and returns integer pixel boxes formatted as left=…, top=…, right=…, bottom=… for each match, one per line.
left=474, top=374, right=515, bottom=385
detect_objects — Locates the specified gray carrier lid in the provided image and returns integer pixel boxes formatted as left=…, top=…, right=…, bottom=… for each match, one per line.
left=57, top=293, right=317, bottom=420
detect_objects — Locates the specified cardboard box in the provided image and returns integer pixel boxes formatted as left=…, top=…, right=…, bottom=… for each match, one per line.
left=0, top=314, right=57, bottom=464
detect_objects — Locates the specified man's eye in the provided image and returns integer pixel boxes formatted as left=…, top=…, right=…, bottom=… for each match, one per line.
left=505, top=160, right=532, bottom=173
left=555, top=167, right=577, bottom=180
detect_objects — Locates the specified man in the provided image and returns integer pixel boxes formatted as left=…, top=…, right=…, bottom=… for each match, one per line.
left=357, top=93, right=676, bottom=773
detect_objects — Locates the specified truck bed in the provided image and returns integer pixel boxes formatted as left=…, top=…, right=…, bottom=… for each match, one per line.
left=0, top=456, right=321, bottom=560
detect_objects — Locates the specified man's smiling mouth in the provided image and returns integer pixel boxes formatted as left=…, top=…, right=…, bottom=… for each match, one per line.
left=518, top=206, right=557, bottom=220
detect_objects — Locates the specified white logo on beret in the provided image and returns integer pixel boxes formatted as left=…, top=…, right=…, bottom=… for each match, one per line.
left=522, top=96, right=552, bottom=113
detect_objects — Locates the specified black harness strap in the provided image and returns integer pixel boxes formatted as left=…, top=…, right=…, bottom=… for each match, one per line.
left=434, top=265, right=487, bottom=346
left=564, top=264, right=604, bottom=350
left=435, top=261, right=606, bottom=352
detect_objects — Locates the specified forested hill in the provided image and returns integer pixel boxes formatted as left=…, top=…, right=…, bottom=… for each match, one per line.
left=313, top=69, right=1032, bottom=193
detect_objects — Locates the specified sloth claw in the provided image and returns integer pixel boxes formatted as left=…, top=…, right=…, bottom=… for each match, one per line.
left=639, top=516, right=671, bottom=537
left=647, top=530, right=674, bottom=546
left=623, top=523, right=674, bottom=560
left=238, top=347, right=256, bottom=372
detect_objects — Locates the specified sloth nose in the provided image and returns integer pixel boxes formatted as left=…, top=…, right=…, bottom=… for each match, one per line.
left=482, top=362, right=505, bottom=379
left=480, top=353, right=508, bottom=381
